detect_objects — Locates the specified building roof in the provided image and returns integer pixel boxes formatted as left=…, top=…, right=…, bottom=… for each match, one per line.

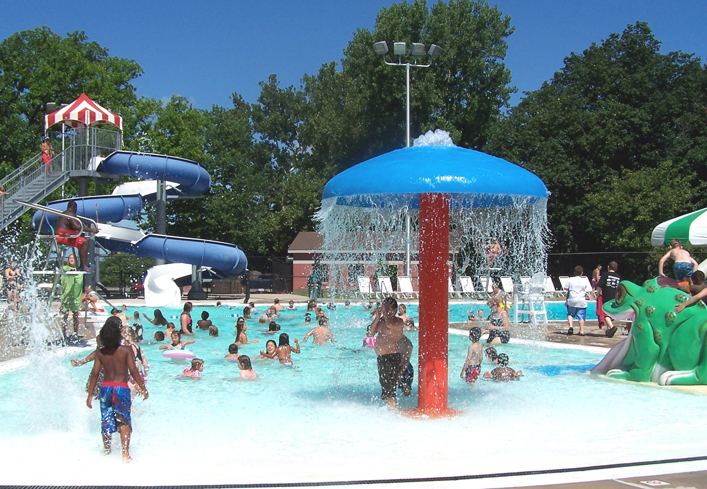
left=288, top=232, right=324, bottom=253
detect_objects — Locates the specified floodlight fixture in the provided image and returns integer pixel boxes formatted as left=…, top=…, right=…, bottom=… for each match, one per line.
left=411, top=43, right=426, bottom=56
left=373, top=41, right=389, bottom=56
left=370, top=39, right=443, bottom=276
left=428, top=44, right=443, bottom=59
left=393, top=42, right=407, bottom=56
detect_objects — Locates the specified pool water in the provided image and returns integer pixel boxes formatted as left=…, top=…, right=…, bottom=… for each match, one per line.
left=0, top=303, right=701, bottom=487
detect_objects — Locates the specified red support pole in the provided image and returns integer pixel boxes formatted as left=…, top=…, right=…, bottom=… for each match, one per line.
left=417, top=192, right=449, bottom=414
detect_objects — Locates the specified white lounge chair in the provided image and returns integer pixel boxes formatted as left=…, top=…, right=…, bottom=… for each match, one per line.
left=579, top=275, right=594, bottom=298
left=500, top=276, right=515, bottom=298
left=544, top=276, right=562, bottom=299
left=459, top=276, right=476, bottom=298
left=378, top=276, right=396, bottom=297
left=448, top=277, right=461, bottom=299
left=479, top=276, right=495, bottom=295
left=397, top=276, right=417, bottom=298
left=558, top=276, right=570, bottom=291
left=357, top=276, right=374, bottom=300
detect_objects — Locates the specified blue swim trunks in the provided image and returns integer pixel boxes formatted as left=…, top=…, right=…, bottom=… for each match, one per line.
left=99, top=383, right=132, bottom=436
left=566, top=306, right=587, bottom=321
left=399, top=362, right=414, bottom=388
left=673, top=262, right=694, bottom=282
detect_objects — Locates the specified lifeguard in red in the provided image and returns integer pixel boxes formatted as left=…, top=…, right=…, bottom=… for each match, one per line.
left=55, top=200, right=99, bottom=271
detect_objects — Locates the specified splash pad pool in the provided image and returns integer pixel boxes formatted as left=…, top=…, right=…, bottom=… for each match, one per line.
left=2, top=304, right=707, bottom=487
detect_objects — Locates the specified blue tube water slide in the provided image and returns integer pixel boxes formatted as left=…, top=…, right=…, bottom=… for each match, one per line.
left=31, top=151, right=247, bottom=276
left=32, top=195, right=144, bottom=233
left=97, top=230, right=246, bottom=276
left=101, top=151, right=211, bottom=196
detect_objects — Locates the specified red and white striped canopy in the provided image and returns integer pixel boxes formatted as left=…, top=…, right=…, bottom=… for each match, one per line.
left=44, top=93, right=122, bottom=131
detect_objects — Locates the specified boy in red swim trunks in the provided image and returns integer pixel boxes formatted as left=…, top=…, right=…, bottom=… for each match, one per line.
left=55, top=200, right=99, bottom=271
left=460, top=327, right=484, bottom=383
left=87, top=317, right=148, bottom=462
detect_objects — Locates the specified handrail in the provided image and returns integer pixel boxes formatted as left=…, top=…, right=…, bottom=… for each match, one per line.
left=0, top=126, right=122, bottom=230
left=15, top=200, right=98, bottom=236
left=90, top=288, right=117, bottom=312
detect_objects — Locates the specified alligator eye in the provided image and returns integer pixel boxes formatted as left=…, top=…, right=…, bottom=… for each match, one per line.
left=614, top=285, right=625, bottom=305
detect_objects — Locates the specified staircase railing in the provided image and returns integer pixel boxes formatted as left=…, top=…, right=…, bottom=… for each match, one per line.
left=0, top=152, right=68, bottom=229
left=0, top=126, right=122, bottom=230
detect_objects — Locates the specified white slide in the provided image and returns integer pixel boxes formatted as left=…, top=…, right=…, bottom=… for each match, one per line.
left=111, top=180, right=179, bottom=198
left=143, top=263, right=193, bottom=308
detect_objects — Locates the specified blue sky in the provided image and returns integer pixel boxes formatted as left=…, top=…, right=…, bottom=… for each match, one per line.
left=3, top=1, right=707, bottom=110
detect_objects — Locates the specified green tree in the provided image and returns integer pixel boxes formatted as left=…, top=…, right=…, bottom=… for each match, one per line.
left=198, top=82, right=324, bottom=256
left=100, top=254, right=153, bottom=289
left=489, top=22, right=707, bottom=253
left=0, top=27, right=142, bottom=167
left=586, top=161, right=706, bottom=250
left=302, top=0, right=514, bottom=176
left=197, top=97, right=268, bottom=253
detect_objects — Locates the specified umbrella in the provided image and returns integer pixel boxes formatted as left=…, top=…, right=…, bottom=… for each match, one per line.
left=651, top=208, right=707, bottom=246
left=44, top=93, right=122, bottom=130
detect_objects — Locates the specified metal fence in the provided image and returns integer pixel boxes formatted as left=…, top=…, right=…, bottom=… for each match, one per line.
left=0, top=127, right=122, bottom=228
left=49, top=126, right=122, bottom=173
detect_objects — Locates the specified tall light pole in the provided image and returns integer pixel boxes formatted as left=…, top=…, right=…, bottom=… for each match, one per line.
left=373, top=41, right=443, bottom=276
left=373, top=41, right=443, bottom=148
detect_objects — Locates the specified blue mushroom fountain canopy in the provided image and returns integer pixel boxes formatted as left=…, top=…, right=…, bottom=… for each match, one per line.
left=316, top=144, right=550, bottom=290
left=322, top=146, right=549, bottom=209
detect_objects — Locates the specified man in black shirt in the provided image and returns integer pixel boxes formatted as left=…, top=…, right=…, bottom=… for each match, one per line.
left=596, top=261, right=621, bottom=338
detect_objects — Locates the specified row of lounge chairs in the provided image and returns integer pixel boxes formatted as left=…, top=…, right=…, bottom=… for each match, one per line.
left=357, top=275, right=592, bottom=301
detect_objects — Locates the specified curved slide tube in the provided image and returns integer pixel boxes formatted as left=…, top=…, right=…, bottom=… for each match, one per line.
left=100, top=151, right=211, bottom=196
left=31, top=151, right=247, bottom=278
left=144, top=263, right=192, bottom=308
left=589, top=331, right=633, bottom=375
left=32, top=195, right=143, bottom=233
left=96, top=224, right=246, bottom=276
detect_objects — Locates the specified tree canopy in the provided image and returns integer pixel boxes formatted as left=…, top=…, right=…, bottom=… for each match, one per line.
left=489, top=22, right=707, bottom=259
left=0, top=27, right=142, bottom=167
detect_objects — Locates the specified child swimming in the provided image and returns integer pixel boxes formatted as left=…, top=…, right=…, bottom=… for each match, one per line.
left=225, top=343, right=239, bottom=360
left=484, top=353, right=522, bottom=381
left=181, top=358, right=204, bottom=378
left=235, top=319, right=259, bottom=345
left=259, top=339, right=278, bottom=359
left=484, top=346, right=498, bottom=364
left=238, top=355, right=257, bottom=380
left=131, top=311, right=143, bottom=341
left=159, top=331, right=195, bottom=351
left=460, top=327, right=483, bottom=384
left=276, top=333, right=300, bottom=366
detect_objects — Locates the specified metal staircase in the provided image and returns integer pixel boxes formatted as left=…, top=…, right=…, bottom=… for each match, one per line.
left=0, top=126, right=122, bottom=231
left=0, top=153, right=69, bottom=229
